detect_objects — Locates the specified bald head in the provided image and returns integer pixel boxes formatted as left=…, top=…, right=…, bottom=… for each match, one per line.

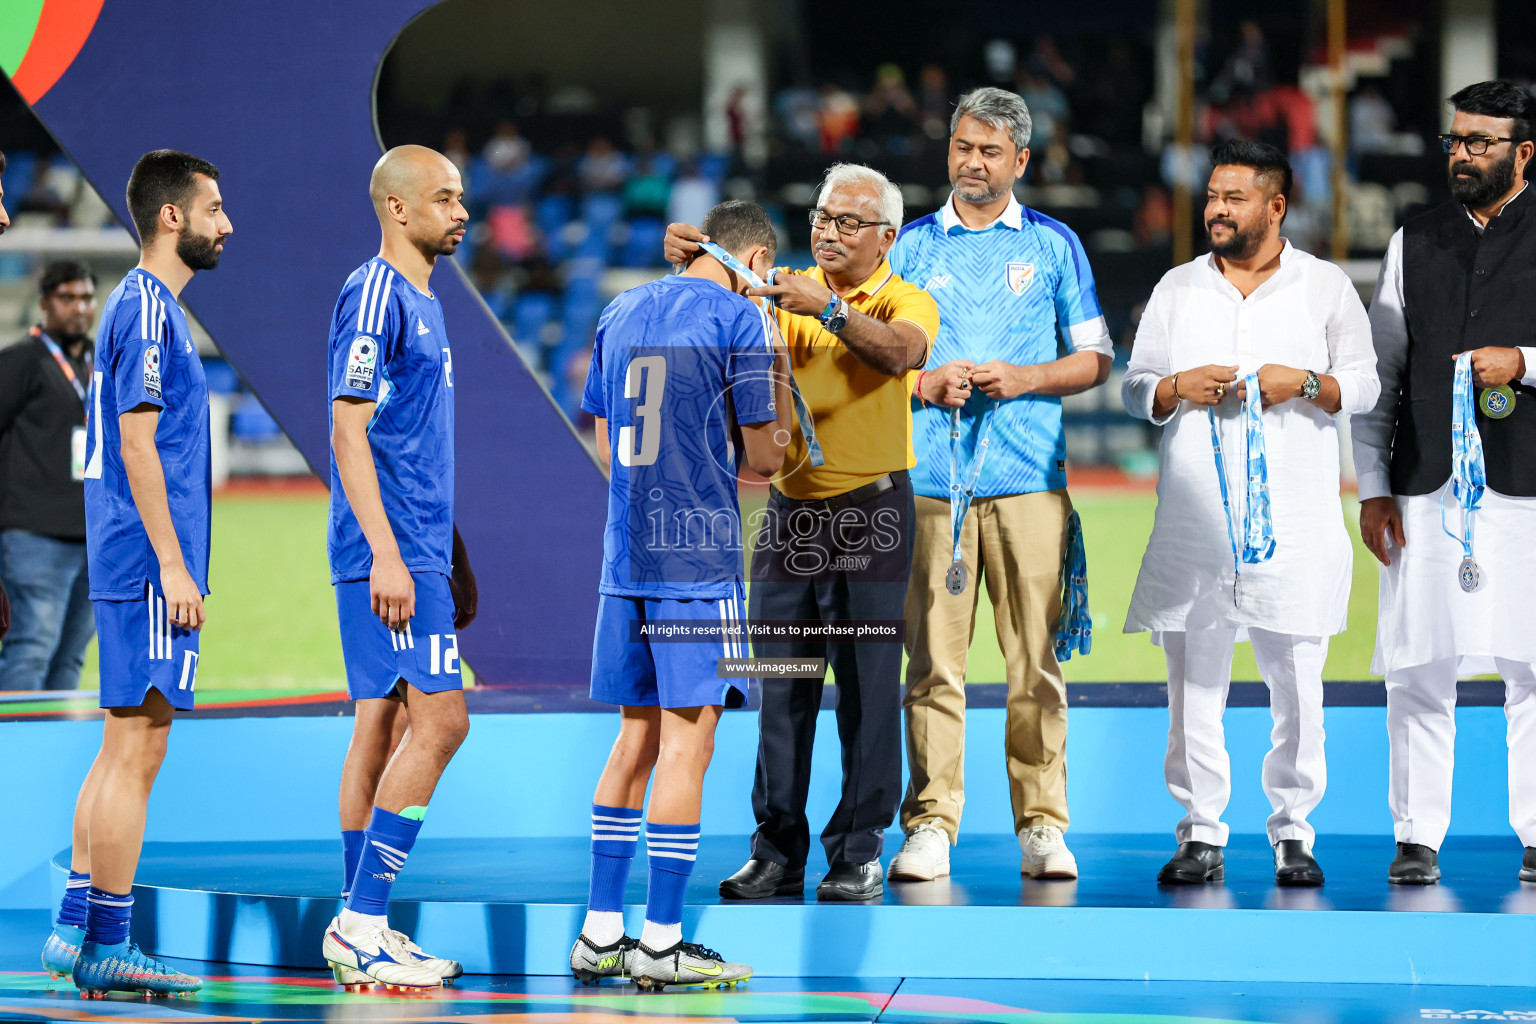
left=369, top=145, right=468, bottom=260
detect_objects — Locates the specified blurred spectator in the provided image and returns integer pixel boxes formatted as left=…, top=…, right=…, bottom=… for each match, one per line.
left=775, top=85, right=822, bottom=150
left=1028, top=36, right=1077, bottom=91
left=484, top=120, right=531, bottom=171
left=578, top=136, right=629, bottom=193
left=623, top=153, right=672, bottom=218
left=667, top=158, right=719, bottom=228
left=861, top=64, right=920, bottom=154
left=15, top=162, right=70, bottom=225
left=1210, top=20, right=1271, bottom=104
left=984, top=39, right=1017, bottom=84
left=1016, top=68, right=1070, bottom=155
left=1133, top=184, right=1173, bottom=249
left=1350, top=84, right=1399, bottom=154
left=817, top=83, right=860, bottom=153
left=917, top=64, right=951, bottom=140
left=725, top=85, right=750, bottom=160
left=443, top=128, right=470, bottom=173
left=0, top=260, right=99, bottom=692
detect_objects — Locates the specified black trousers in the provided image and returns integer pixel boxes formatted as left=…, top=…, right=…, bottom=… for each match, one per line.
left=747, top=470, right=914, bottom=868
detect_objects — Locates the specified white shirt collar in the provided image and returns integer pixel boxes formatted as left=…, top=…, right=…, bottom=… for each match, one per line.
left=938, top=190, right=1023, bottom=233
left=1464, top=180, right=1529, bottom=234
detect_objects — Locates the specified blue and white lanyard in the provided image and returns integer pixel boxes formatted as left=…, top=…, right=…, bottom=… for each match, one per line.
left=1441, top=353, right=1486, bottom=587
left=37, top=331, right=88, bottom=411
left=1055, top=509, right=1092, bottom=661
left=1208, top=372, right=1275, bottom=605
left=948, top=402, right=994, bottom=564
left=696, top=240, right=824, bottom=467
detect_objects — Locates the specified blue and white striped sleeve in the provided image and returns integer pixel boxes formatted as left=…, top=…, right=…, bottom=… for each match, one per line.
left=110, top=279, right=169, bottom=414
left=328, top=263, right=400, bottom=403
left=1049, top=224, right=1113, bottom=357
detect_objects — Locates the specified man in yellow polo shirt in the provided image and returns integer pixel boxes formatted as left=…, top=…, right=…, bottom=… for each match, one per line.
left=665, top=163, right=939, bottom=901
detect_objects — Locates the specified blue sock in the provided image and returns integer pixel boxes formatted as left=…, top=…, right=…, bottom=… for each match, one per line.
left=57, top=872, right=90, bottom=929
left=588, top=803, right=642, bottom=913
left=341, top=830, right=365, bottom=897
left=84, top=887, right=132, bottom=945
left=644, top=821, right=699, bottom=927
left=344, top=807, right=423, bottom=916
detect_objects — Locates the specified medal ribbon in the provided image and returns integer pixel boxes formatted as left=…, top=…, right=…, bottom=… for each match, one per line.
left=697, top=240, right=824, bottom=467
left=948, top=401, right=994, bottom=568
left=1440, top=352, right=1486, bottom=563
left=36, top=329, right=88, bottom=412
left=1208, top=372, right=1274, bottom=604
left=1055, top=509, right=1092, bottom=661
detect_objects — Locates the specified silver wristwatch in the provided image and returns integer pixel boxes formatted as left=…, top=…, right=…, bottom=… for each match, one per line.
left=1301, top=370, right=1321, bottom=400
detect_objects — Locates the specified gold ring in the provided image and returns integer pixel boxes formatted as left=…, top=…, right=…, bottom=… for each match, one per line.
left=1216, top=383, right=1226, bottom=396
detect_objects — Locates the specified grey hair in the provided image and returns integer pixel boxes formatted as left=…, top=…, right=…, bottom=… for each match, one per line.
left=951, top=87, right=1032, bottom=150
left=815, top=163, right=904, bottom=231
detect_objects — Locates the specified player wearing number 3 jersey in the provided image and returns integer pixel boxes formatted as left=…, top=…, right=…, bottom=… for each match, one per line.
left=571, top=200, right=792, bottom=989
left=322, top=146, right=479, bottom=993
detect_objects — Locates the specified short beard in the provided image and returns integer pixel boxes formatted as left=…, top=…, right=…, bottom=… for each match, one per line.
left=1448, top=147, right=1517, bottom=208
left=952, top=175, right=1011, bottom=205
left=176, top=229, right=222, bottom=270
left=1207, top=218, right=1262, bottom=260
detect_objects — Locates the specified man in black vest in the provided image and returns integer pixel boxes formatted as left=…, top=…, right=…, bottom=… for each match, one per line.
left=1354, top=80, right=1536, bottom=885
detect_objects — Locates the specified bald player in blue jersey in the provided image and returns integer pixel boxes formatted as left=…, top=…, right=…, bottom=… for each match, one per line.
left=42, top=150, right=230, bottom=998
left=886, top=88, right=1113, bottom=884
left=320, top=146, right=478, bottom=993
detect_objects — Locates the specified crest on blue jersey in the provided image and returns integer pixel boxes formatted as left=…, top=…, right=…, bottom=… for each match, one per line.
left=1005, top=262, right=1035, bottom=296
left=142, top=344, right=162, bottom=399
left=346, top=335, right=377, bottom=390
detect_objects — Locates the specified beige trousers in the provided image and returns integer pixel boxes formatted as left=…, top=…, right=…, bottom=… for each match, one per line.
left=901, top=490, right=1071, bottom=840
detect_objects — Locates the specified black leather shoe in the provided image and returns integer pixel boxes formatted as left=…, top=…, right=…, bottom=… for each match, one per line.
left=816, top=860, right=883, bottom=901
left=1388, top=842, right=1440, bottom=885
left=1273, top=839, right=1324, bottom=887
left=1520, top=847, right=1536, bottom=883
left=1157, top=841, right=1224, bottom=884
left=719, top=858, right=804, bottom=899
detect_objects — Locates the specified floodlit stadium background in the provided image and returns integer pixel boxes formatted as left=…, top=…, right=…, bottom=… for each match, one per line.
left=3, top=0, right=1535, bottom=692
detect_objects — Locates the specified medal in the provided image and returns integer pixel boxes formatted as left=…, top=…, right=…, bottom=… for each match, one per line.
left=1479, top=385, right=1515, bottom=419
left=1444, top=354, right=1489, bottom=597
left=1233, top=573, right=1243, bottom=608
left=946, top=404, right=993, bottom=598
left=946, top=562, right=968, bottom=595
left=1458, top=556, right=1481, bottom=593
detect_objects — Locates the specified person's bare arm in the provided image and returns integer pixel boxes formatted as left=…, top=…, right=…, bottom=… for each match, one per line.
left=449, top=525, right=477, bottom=630
left=748, top=272, right=925, bottom=375
left=737, top=338, right=795, bottom=478
left=120, top=405, right=204, bottom=630
left=594, top=417, right=611, bottom=469
left=970, top=351, right=1111, bottom=400
left=332, top=396, right=414, bottom=629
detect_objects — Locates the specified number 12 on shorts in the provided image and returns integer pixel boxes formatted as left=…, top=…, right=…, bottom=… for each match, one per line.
left=429, top=633, right=460, bottom=675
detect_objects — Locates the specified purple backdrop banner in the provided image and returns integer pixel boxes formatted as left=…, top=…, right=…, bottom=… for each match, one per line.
left=23, top=0, right=605, bottom=685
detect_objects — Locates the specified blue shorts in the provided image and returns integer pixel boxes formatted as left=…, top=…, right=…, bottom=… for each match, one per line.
left=94, top=579, right=201, bottom=711
left=335, top=571, right=463, bottom=700
left=590, top=583, right=749, bottom=710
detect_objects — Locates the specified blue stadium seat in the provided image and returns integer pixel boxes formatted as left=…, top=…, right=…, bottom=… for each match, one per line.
left=512, top=291, right=557, bottom=349
left=581, top=193, right=624, bottom=231
left=3, top=152, right=37, bottom=190
left=201, top=358, right=242, bottom=394
left=697, top=153, right=731, bottom=182
left=618, top=218, right=666, bottom=268
left=229, top=394, right=282, bottom=440
left=535, top=195, right=574, bottom=259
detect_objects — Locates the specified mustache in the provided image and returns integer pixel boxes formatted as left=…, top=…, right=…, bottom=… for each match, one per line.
left=1206, top=218, right=1239, bottom=230
left=816, top=241, right=847, bottom=257
left=1451, top=161, right=1482, bottom=179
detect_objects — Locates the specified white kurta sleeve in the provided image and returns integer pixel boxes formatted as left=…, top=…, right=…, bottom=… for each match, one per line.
left=1326, top=266, right=1380, bottom=417
left=1352, top=228, right=1406, bottom=501
left=1122, top=283, right=1174, bottom=425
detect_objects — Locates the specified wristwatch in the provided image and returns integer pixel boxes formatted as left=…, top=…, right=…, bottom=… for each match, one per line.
left=818, top=294, right=850, bottom=334
left=1301, top=370, right=1321, bottom=400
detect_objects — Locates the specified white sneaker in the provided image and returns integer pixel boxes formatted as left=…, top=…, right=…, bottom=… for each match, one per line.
left=323, top=916, right=443, bottom=992
left=1019, top=825, right=1078, bottom=879
left=392, top=929, right=463, bottom=982
left=887, top=822, right=951, bottom=881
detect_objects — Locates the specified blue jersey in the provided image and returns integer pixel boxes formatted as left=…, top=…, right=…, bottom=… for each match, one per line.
left=326, top=258, right=455, bottom=583
left=581, top=274, right=778, bottom=599
left=891, top=194, right=1111, bottom=498
left=84, top=270, right=211, bottom=600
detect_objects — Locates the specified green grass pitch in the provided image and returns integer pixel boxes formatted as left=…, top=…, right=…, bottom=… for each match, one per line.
left=75, top=488, right=1382, bottom=691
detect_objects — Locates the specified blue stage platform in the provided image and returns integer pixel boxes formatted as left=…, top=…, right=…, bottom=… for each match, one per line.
left=56, top=832, right=1536, bottom=988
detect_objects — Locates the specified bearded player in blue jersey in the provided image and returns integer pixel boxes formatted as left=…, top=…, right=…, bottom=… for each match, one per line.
left=40, top=150, right=230, bottom=998
left=320, top=146, right=478, bottom=993
left=568, top=200, right=792, bottom=990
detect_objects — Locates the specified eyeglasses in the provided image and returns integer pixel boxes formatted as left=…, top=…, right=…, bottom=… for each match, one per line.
left=1438, top=134, right=1516, bottom=156
left=808, top=210, right=889, bottom=236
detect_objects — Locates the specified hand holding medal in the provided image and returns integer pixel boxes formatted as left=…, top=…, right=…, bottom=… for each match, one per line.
left=1458, top=346, right=1525, bottom=420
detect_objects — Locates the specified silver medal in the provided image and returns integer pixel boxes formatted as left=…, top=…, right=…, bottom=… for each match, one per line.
left=946, top=562, right=968, bottom=595
left=1458, top=557, right=1481, bottom=593
left=1233, top=573, right=1243, bottom=608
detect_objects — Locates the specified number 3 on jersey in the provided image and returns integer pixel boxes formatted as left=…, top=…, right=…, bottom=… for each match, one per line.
left=618, top=355, right=666, bottom=467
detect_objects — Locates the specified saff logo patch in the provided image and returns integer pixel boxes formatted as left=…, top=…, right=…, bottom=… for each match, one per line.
left=142, top=344, right=162, bottom=400
left=346, top=335, right=377, bottom=390
left=1005, top=262, right=1035, bottom=296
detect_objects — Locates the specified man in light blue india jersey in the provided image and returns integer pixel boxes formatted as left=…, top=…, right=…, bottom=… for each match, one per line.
left=887, top=88, right=1112, bottom=883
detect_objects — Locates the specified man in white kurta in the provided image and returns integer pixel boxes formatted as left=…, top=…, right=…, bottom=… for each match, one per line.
left=1123, top=141, right=1378, bottom=887
left=1353, top=81, right=1536, bottom=885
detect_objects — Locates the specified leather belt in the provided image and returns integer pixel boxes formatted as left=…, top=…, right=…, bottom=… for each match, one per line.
left=769, top=474, right=896, bottom=514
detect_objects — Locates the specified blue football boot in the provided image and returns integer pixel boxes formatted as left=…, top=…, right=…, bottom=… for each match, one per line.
left=41, top=923, right=84, bottom=980
left=72, top=940, right=202, bottom=998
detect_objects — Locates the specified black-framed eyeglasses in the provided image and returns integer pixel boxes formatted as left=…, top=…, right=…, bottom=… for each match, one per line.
left=809, top=209, right=889, bottom=236
left=1438, top=134, right=1516, bottom=156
